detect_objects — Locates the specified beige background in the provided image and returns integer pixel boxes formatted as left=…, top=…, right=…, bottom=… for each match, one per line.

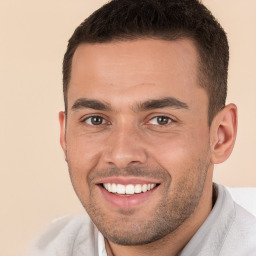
left=0, top=1, right=256, bottom=255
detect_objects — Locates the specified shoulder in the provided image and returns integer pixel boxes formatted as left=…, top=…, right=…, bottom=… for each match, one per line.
left=29, top=214, right=99, bottom=256
left=220, top=191, right=256, bottom=255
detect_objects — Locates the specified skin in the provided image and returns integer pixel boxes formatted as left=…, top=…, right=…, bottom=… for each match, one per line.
left=59, top=39, right=237, bottom=256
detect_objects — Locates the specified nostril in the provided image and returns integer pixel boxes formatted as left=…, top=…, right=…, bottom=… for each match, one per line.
left=129, top=160, right=143, bottom=165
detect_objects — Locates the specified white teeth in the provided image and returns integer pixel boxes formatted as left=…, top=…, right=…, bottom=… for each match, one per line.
left=134, top=184, right=142, bottom=193
left=116, top=184, right=126, bottom=194
left=112, top=183, right=117, bottom=193
left=126, top=184, right=135, bottom=195
left=142, top=184, right=148, bottom=192
left=107, top=183, right=112, bottom=192
left=103, top=183, right=157, bottom=195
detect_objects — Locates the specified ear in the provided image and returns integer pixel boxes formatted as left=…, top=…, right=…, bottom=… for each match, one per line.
left=59, top=111, right=67, bottom=161
left=210, top=104, right=238, bottom=164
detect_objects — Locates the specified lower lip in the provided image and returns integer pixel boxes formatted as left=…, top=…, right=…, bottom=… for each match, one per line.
left=98, top=185, right=158, bottom=208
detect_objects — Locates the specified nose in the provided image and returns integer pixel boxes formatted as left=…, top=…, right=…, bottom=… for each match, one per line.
left=103, top=126, right=148, bottom=169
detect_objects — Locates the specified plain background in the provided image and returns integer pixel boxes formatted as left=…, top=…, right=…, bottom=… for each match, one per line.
left=0, top=1, right=256, bottom=255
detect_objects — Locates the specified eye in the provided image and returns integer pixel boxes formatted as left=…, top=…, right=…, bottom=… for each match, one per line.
left=83, top=116, right=107, bottom=126
left=148, top=116, right=172, bottom=125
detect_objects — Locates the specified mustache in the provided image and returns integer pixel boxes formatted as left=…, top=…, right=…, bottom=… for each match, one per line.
left=87, top=166, right=172, bottom=184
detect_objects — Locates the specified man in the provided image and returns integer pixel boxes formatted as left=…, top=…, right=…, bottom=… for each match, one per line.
left=31, top=0, right=256, bottom=255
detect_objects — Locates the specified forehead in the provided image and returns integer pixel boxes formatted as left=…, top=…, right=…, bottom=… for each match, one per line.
left=68, top=39, right=207, bottom=110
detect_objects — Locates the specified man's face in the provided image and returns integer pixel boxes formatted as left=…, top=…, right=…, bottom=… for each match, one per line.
left=60, top=39, right=213, bottom=245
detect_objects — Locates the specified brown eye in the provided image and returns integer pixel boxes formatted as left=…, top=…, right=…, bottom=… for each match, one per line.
left=84, top=116, right=106, bottom=126
left=149, top=116, right=172, bottom=125
left=157, top=116, right=170, bottom=125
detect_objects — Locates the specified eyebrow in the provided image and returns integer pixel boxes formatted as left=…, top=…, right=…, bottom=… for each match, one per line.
left=71, top=97, right=188, bottom=112
left=71, top=98, right=111, bottom=111
left=136, top=97, right=189, bottom=111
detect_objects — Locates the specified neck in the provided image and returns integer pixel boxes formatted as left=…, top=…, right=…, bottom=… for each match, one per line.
left=106, top=178, right=214, bottom=256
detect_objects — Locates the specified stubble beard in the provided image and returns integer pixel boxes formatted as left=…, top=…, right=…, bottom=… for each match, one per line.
left=68, top=156, right=210, bottom=246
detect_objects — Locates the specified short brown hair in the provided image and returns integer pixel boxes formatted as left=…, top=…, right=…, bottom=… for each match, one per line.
left=63, top=0, right=229, bottom=124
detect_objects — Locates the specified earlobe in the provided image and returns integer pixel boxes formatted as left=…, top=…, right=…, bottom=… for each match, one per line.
left=59, top=111, right=67, bottom=161
left=210, top=104, right=237, bottom=164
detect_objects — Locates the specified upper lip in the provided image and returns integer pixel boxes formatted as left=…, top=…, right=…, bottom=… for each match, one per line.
left=96, top=177, right=161, bottom=185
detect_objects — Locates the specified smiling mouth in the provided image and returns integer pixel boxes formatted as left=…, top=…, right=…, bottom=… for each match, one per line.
left=101, top=183, right=159, bottom=196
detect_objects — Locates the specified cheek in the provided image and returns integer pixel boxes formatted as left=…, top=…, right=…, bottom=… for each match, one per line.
left=65, top=132, right=104, bottom=200
left=66, top=140, right=97, bottom=204
left=66, top=131, right=102, bottom=170
left=148, top=130, right=210, bottom=177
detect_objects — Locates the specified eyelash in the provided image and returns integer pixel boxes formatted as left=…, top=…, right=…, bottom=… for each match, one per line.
left=81, top=115, right=108, bottom=126
left=81, top=115, right=175, bottom=127
left=147, top=116, right=173, bottom=126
